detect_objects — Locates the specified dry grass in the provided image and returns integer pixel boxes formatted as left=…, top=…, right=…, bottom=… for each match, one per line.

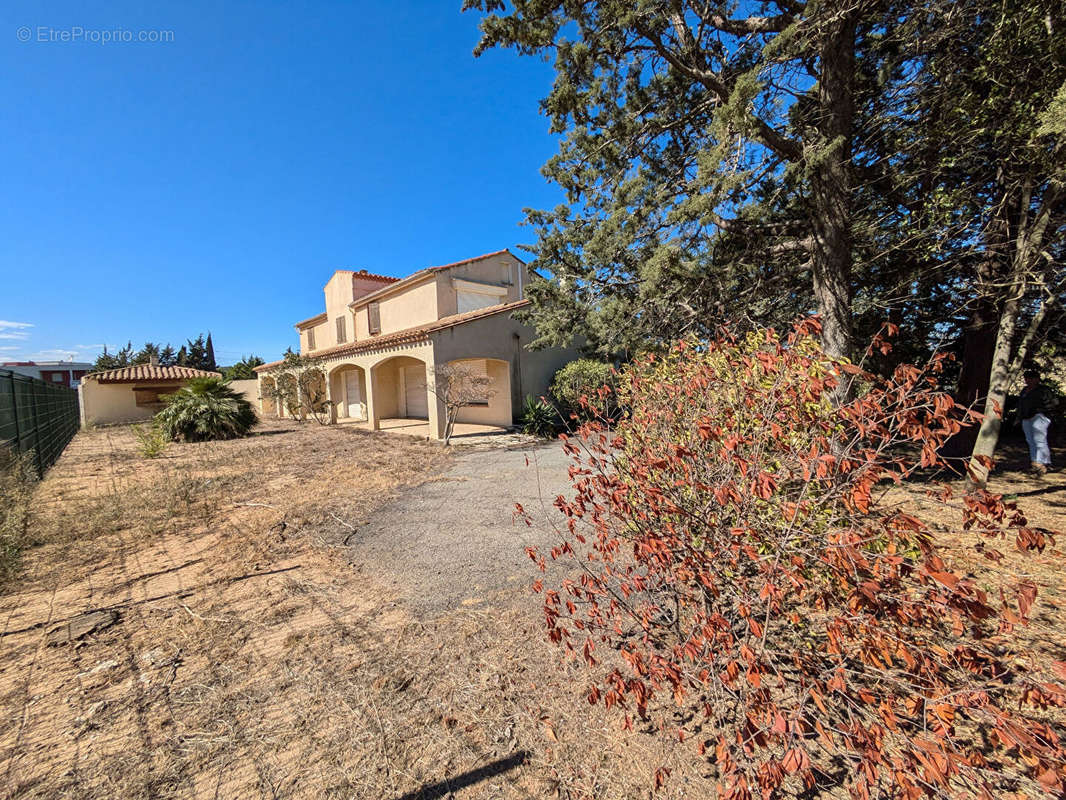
left=0, top=422, right=1062, bottom=800
left=0, top=453, right=36, bottom=586
left=0, top=419, right=695, bottom=800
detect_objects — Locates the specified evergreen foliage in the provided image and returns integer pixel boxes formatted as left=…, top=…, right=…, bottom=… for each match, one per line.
left=90, top=333, right=220, bottom=372
left=549, top=359, right=617, bottom=422
left=222, top=355, right=265, bottom=380
left=464, top=0, right=1066, bottom=471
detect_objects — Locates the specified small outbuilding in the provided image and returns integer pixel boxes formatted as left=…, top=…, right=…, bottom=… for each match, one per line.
left=79, top=364, right=221, bottom=427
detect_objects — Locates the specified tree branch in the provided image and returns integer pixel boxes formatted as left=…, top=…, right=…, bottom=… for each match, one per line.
left=707, top=12, right=794, bottom=35
left=634, top=15, right=803, bottom=161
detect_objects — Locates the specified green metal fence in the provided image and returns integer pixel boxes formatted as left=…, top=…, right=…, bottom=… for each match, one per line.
left=0, top=369, right=81, bottom=477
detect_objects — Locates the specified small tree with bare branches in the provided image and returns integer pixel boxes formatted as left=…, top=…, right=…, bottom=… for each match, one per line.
left=427, top=362, right=496, bottom=445
left=263, top=351, right=335, bottom=425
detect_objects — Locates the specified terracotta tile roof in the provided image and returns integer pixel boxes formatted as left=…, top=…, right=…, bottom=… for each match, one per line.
left=294, top=312, right=328, bottom=329
left=296, top=272, right=402, bottom=329
left=334, top=269, right=400, bottom=283
left=425, top=249, right=523, bottom=273
left=256, top=300, right=530, bottom=371
left=85, top=365, right=222, bottom=383
left=348, top=249, right=525, bottom=310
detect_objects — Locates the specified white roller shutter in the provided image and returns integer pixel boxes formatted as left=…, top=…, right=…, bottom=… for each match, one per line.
left=457, top=290, right=496, bottom=314
left=403, top=365, right=428, bottom=418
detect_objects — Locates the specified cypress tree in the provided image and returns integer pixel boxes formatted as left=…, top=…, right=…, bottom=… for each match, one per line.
left=205, top=332, right=217, bottom=372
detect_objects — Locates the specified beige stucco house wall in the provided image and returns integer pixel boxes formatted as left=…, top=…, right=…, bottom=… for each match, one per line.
left=228, top=379, right=260, bottom=408
left=298, top=269, right=400, bottom=352
left=257, top=249, right=579, bottom=440
left=79, top=365, right=221, bottom=427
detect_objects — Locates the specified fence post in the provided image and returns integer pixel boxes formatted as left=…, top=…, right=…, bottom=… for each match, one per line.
left=7, top=371, right=18, bottom=456
left=30, top=384, right=43, bottom=477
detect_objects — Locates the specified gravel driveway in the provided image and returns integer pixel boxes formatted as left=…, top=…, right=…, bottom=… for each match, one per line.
left=347, top=441, right=573, bottom=616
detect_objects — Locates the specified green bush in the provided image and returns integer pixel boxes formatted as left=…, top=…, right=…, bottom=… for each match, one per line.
left=549, top=359, right=617, bottom=421
left=520, top=395, right=559, bottom=438
left=155, top=377, right=258, bottom=443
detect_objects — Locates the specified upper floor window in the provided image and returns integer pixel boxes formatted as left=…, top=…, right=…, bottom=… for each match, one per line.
left=336, top=317, right=347, bottom=344
left=307, top=328, right=316, bottom=350
left=368, top=302, right=381, bottom=335
left=455, top=278, right=508, bottom=315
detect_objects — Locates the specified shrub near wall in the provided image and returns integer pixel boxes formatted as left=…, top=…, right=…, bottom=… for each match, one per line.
left=155, top=378, right=258, bottom=443
left=521, top=320, right=1065, bottom=798
left=549, top=359, right=617, bottom=422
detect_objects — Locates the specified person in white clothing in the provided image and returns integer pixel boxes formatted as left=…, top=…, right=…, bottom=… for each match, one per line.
left=1017, top=368, right=1052, bottom=476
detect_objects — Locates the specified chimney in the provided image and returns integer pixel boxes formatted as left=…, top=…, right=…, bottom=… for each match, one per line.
left=149, top=354, right=159, bottom=366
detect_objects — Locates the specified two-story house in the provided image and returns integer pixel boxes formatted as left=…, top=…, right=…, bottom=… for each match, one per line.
left=255, top=249, right=577, bottom=440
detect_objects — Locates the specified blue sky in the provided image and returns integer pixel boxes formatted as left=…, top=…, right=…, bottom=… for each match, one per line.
left=0, top=1, right=560, bottom=365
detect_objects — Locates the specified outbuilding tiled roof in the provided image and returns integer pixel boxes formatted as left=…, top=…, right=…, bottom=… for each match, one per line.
left=256, top=299, right=530, bottom=371
left=84, top=365, right=222, bottom=383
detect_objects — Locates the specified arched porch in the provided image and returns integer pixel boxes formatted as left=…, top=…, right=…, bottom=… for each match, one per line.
left=327, top=363, right=368, bottom=422
left=369, top=355, right=431, bottom=428
left=276, top=374, right=298, bottom=418
left=442, top=357, right=513, bottom=429
left=258, top=375, right=278, bottom=417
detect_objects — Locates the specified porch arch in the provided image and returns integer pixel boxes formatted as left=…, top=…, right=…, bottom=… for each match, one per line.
left=368, top=355, right=432, bottom=430
left=276, top=374, right=298, bottom=419
left=442, top=357, right=513, bottom=428
left=300, top=368, right=329, bottom=422
left=327, top=363, right=368, bottom=421
left=258, top=375, right=278, bottom=417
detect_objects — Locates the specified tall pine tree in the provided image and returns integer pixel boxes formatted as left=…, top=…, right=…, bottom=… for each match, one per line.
left=464, top=0, right=914, bottom=360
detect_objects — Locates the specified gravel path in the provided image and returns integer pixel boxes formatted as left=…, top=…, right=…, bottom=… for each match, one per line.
left=347, top=441, right=573, bottom=616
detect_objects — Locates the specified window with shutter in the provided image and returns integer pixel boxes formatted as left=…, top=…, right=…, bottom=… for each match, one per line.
left=457, top=290, right=499, bottom=315
left=307, top=328, right=316, bottom=350
left=368, top=302, right=381, bottom=335
left=336, top=317, right=346, bottom=343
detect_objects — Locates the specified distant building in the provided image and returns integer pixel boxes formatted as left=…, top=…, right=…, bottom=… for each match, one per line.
left=2, top=360, right=93, bottom=387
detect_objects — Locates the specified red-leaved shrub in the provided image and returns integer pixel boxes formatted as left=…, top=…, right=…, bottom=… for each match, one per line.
left=520, top=320, right=1064, bottom=799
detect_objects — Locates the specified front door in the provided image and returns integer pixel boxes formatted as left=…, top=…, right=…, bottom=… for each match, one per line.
left=344, top=370, right=362, bottom=418
left=403, top=364, right=428, bottom=418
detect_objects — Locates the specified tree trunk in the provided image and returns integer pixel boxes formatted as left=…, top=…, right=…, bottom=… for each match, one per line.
left=809, top=11, right=857, bottom=363
left=966, top=179, right=1056, bottom=487
left=941, top=290, right=998, bottom=459
left=956, top=300, right=997, bottom=408
left=966, top=295, right=1019, bottom=488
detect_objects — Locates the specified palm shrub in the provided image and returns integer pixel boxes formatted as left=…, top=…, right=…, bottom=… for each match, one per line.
left=520, top=395, right=559, bottom=438
left=155, top=377, right=258, bottom=443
